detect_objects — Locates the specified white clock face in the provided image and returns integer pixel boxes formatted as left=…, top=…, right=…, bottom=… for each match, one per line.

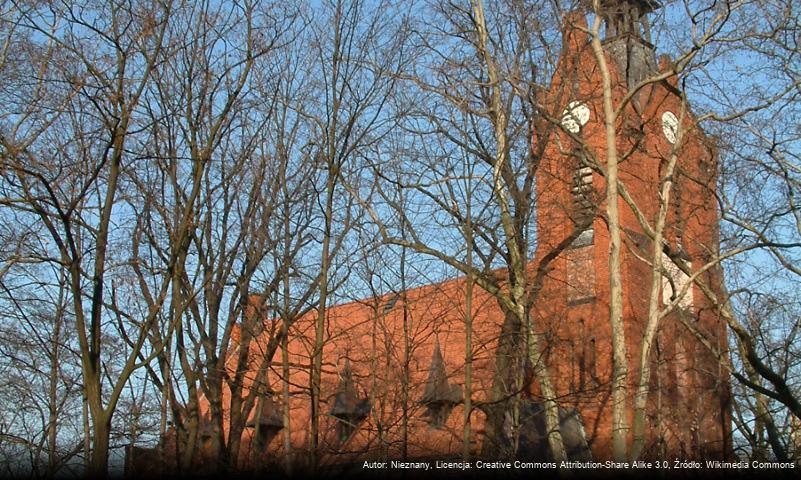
left=561, top=101, right=590, bottom=134
left=662, top=111, right=679, bottom=144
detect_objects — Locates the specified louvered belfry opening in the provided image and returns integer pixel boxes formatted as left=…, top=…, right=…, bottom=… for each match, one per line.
left=572, top=154, right=595, bottom=233
left=246, top=392, right=284, bottom=448
left=421, top=340, right=463, bottom=428
left=330, top=359, right=370, bottom=443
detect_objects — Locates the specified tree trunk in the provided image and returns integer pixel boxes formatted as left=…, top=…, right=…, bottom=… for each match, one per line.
left=310, top=174, right=336, bottom=469
left=282, top=293, right=293, bottom=473
left=463, top=195, right=474, bottom=461
left=88, top=414, right=111, bottom=479
left=82, top=394, right=90, bottom=473
left=401, top=243, right=410, bottom=461
left=631, top=138, right=680, bottom=460
left=590, top=5, right=628, bottom=460
left=47, top=287, right=64, bottom=477
left=470, top=0, right=568, bottom=461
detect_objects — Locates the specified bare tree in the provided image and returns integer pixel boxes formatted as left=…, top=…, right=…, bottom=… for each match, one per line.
left=123, top=1, right=306, bottom=472
left=1, top=0, right=800, bottom=474
left=345, top=0, right=577, bottom=460
left=302, top=0, right=409, bottom=469
left=0, top=1, right=173, bottom=475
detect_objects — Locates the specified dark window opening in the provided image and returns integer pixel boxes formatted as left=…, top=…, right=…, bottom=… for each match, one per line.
left=199, top=422, right=213, bottom=449
left=246, top=394, right=284, bottom=450
left=253, top=427, right=280, bottom=450
left=332, top=399, right=369, bottom=444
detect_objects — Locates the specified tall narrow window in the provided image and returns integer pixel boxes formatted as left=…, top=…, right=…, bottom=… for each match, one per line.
left=567, top=339, right=576, bottom=395
left=578, top=319, right=586, bottom=392
left=589, top=338, right=598, bottom=385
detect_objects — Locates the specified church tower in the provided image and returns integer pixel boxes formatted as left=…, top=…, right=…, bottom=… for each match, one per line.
left=532, top=1, right=731, bottom=460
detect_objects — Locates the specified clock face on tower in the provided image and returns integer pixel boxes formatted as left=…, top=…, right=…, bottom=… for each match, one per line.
left=662, top=111, right=679, bottom=144
left=561, top=101, right=590, bottom=133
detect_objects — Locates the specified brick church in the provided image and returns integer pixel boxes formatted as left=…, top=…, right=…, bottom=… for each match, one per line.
left=129, top=0, right=731, bottom=474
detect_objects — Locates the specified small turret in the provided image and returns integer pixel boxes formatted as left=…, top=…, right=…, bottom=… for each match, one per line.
left=330, top=359, right=370, bottom=442
left=421, top=340, right=462, bottom=428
